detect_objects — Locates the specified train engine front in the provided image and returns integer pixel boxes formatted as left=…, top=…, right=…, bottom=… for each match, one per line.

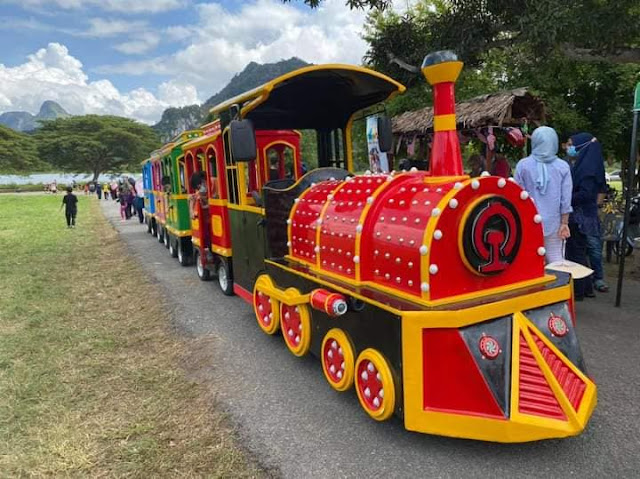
left=259, top=52, right=596, bottom=442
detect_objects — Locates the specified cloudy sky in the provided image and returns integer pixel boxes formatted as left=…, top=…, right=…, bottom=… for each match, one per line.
left=0, top=0, right=412, bottom=124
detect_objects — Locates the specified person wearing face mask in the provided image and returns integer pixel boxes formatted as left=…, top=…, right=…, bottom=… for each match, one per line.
left=515, top=126, right=573, bottom=263
left=565, top=133, right=608, bottom=298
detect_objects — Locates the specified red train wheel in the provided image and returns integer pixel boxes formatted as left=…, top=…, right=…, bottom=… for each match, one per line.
left=355, top=349, right=396, bottom=421
left=280, top=302, right=311, bottom=357
left=253, top=276, right=279, bottom=335
left=321, top=329, right=355, bottom=391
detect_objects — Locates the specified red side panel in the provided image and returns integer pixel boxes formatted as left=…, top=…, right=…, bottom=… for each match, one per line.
left=361, top=175, right=445, bottom=297
left=531, top=331, right=586, bottom=411
left=518, top=333, right=566, bottom=420
left=290, top=181, right=340, bottom=264
left=423, top=329, right=504, bottom=418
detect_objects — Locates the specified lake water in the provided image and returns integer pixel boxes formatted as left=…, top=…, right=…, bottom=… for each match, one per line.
left=0, top=173, right=140, bottom=185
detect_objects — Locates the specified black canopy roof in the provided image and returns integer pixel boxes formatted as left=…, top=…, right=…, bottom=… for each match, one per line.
left=210, top=65, right=405, bottom=130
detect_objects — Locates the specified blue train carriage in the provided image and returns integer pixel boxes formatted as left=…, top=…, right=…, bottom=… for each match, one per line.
left=142, top=156, right=156, bottom=234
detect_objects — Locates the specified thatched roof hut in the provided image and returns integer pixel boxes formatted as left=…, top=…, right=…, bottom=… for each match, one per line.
left=392, top=87, right=546, bottom=136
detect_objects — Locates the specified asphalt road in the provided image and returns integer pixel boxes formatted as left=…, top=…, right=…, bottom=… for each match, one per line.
left=102, top=200, right=640, bottom=478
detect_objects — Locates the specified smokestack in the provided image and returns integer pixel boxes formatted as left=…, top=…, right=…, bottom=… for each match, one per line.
left=421, top=51, right=464, bottom=176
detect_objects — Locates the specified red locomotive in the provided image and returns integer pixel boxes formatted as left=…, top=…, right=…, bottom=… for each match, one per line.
left=143, top=53, right=597, bottom=442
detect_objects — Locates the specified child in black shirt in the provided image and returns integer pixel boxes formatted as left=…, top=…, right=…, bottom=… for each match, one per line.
left=60, top=186, right=78, bottom=228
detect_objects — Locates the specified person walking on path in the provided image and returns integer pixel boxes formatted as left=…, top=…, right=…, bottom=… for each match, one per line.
left=565, top=133, right=608, bottom=299
left=96, top=182, right=102, bottom=200
left=514, top=126, right=572, bottom=263
left=60, top=186, right=78, bottom=228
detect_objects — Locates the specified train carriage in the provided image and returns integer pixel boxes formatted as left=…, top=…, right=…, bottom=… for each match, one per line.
left=142, top=158, right=155, bottom=233
left=142, top=53, right=597, bottom=442
left=180, top=120, right=303, bottom=279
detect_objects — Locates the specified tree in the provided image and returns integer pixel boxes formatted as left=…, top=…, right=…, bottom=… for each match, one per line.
left=36, top=116, right=160, bottom=181
left=0, top=125, right=45, bottom=173
left=283, top=0, right=390, bottom=9
left=363, top=2, right=640, bottom=161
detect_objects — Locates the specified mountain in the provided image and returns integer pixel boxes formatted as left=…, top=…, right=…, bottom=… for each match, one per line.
left=153, top=57, right=310, bottom=142
left=0, top=101, right=70, bottom=132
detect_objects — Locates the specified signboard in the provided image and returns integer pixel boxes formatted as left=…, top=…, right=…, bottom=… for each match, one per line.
left=366, top=116, right=389, bottom=173
left=634, top=82, right=640, bottom=112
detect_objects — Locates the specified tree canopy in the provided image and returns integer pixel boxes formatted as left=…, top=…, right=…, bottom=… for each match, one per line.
left=0, top=125, right=44, bottom=173
left=362, top=1, right=640, bottom=162
left=35, top=115, right=160, bottom=180
left=283, top=0, right=390, bottom=9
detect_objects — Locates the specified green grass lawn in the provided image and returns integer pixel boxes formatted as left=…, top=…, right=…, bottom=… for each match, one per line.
left=0, top=194, right=263, bottom=477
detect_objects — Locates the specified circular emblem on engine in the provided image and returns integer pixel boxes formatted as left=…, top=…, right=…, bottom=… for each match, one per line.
left=462, top=196, right=522, bottom=275
left=478, top=335, right=501, bottom=359
left=548, top=314, right=569, bottom=337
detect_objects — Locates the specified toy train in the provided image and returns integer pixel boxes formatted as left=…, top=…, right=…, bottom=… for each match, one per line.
left=141, top=52, right=596, bottom=442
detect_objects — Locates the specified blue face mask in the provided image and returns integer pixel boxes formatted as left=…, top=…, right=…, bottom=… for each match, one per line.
left=567, top=145, right=577, bottom=157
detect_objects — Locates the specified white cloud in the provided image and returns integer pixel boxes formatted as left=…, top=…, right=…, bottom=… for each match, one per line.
left=114, top=32, right=161, bottom=54
left=0, top=43, right=199, bottom=124
left=7, top=0, right=185, bottom=14
left=98, top=0, right=370, bottom=100
left=83, top=18, right=148, bottom=37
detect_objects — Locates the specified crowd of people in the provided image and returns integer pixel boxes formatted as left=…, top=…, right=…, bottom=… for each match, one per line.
left=514, top=126, right=609, bottom=300
left=58, top=176, right=145, bottom=229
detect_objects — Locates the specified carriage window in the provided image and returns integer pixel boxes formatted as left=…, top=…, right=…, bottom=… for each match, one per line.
left=267, top=149, right=281, bottom=181
left=266, top=145, right=297, bottom=181
left=224, top=129, right=239, bottom=204
left=178, top=159, right=186, bottom=193
left=206, top=148, right=219, bottom=198
left=283, top=147, right=295, bottom=178
left=244, top=160, right=258, bottom=197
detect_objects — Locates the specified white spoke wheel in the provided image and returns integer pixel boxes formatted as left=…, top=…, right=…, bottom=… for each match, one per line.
left=157, top=226, right=164, bottom=243
left=164, top=231, right=170, bottom=249
left=195, top=251, right=211, bottom=281
left=280, top=299, right=311, bottom=357
left=169, top=238, right=177, bottom=257
left=253, top=276, right=280, bottom=335
left=217, top=260, right=234, bottom=296
left=321, top=328, right=355, bottom=392
left=355, top=349, right=396, bottom=421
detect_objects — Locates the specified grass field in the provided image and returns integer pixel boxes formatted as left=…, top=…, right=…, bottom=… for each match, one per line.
left=0, top=194, right=264, bottom=477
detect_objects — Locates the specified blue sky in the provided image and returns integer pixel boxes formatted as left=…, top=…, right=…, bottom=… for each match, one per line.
left=0, top=0, right=397, bottom=123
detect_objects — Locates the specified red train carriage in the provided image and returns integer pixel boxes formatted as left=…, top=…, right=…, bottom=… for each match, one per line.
left=143, top=55, right=596, bottom=442
left=180, top=119, right=302, bottom=286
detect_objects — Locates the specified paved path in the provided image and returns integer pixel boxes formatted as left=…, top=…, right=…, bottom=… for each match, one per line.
left=102, top=199, right=640, bottom=478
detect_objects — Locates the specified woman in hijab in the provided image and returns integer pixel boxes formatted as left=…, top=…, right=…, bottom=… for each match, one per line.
left=515, top=126, right=573, bottom=263
left=565, top=133, right=607, bottom=298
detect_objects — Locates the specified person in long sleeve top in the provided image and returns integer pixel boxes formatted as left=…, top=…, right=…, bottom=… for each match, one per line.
left=514, top=126, right=572, bottom=264
left=565, top=132, right=607, bottom=299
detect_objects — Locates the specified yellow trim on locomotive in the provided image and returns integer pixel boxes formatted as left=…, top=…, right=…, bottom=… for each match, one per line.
left=266, top=259, right=571, bottom=323
left=421, top=60, right=464, bottom=85
left=433, top=113, right=457, bottom=132
left=401, top=295, right=596, bottom=442
left=314, top=180, right=349, bottom=269
left=353, top=175, right=395, bottom=281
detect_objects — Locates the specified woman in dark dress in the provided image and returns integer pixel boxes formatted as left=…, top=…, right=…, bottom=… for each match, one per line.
left=565, top=133, right=606, bottom=300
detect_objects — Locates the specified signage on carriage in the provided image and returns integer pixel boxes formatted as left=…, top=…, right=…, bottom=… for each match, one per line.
left=202, top=120, right=222, bottom=137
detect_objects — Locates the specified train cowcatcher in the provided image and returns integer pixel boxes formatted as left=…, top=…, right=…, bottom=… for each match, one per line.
left=141, top=52, right=596, bottom=442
